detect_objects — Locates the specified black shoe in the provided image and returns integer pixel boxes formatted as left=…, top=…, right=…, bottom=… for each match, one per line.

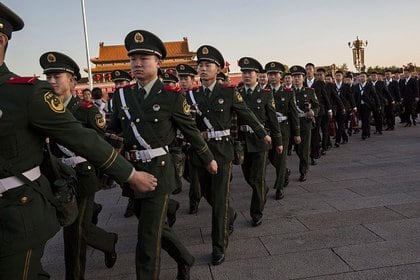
left=320, top=149, right=326, bottom=155
left=378, top=131, right=383, bottom=135
left=189, top=203, right=198, bottom=215
left=334, top=143, right=340, bottom=148
left=413, top=120, right=416, bottom=126
left=252, top=217, right=263, bottom=227
left=172, top=186, right=182, bottom=195
left=405, top=122, right=412, bottom=127
left=228, top=212, right=237, bottom=236
left=176, top=263, right=191, bottom=280
left=310, top=158, right=317, bottom=166
left=299, top=173, right=307, bottom=182
left=124, top=198, right=134, bottom=218
left=212, top=253, right=225, bottom=265
left=362, top=136, right=366, bottom=140
left=167, top=202, right=180, bottom=228
left=341, top=139, right=348, bottom=144
left=105, top=233, right=118, bottom=268
left=275, top=189, right=284, bottom=200
left=92, top=203, right=102, bottom=225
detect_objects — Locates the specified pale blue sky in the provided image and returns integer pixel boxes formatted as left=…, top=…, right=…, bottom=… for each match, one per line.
left=3, top=0, right=420, bottom=77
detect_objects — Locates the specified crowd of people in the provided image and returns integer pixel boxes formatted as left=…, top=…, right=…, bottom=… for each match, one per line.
left=1, top=3, right=419, bottom=280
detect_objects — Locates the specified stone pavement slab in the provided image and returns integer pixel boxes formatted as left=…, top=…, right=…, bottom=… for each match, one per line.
left=363, top=217, right=420, bottom=240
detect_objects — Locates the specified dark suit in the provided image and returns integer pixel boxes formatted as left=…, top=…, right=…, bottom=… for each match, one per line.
left=372, top=80, right=393, bottom=133
left=401, top=77, right=419, bottom=125
left=328, top=83, right=348, bottom=144
left=384, top=79, right=400, bottom=129
left=353, top=82, right=378, bottom=138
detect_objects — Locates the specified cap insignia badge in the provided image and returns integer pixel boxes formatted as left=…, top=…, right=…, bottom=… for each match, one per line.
left=202, top=47, right=209, bottom=54
left=47, top=53, right=56, bottom=63
left=134, top=32, right=144, bottom=43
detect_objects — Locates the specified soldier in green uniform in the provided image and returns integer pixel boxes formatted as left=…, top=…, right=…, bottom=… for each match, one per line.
left=186, top=45, right=272, bottom=265
left=162, top=71, right=179, bottom=87
left=0, top=4, right=156, bottom=279
left=108, top=30, right=217, bottom=280
left=237, top=57, right=283, bottom=226
left=291, top=66, right=319, bottom=182
left=111, top=69, right=137, bottom=218
left=39, top=51, right=120, bottom=279
left=176, top=63, right=203, bottom=214
left=266, top=62, right=301, bottom=200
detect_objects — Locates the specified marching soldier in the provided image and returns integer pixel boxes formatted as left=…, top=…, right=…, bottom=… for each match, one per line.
left=384, top=69, right=401, bottom=130
left=370, top=71, right=393, bottom=134
left=216, top=72, right=227, bottom=84
left=291, top=66, right=319, bottom=182
left=237, top=57, right=283, bottom=226
left=0, top=4, right=156, bottom=279
left=266, top=62, right=301, bottom=200
left=108, top=30, right=217, bottom=279
left=186, top=45, right=272, bottom=265
left=401, top=66, right=419, bottom=126
left=162, top=71, right=179, bottom=87
left=176, top=63, right=203, bottom=214
left=111, top=70, right=136, bottom=218
left=39, top=51, right=120, bottom=278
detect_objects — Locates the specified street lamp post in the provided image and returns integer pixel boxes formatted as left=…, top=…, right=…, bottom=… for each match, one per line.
left=348, top=36, right=368, bottom=73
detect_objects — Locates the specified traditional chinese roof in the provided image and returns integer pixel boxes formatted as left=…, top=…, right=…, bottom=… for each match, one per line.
left=91, top=37, right=195, bottom=64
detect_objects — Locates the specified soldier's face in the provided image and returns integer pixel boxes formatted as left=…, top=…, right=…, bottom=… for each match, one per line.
left=46, top=72, right=72, bottom=97
left=197, top=61, right=218, bottom=82
left=284, top=75, right=293, bottom=86
left=335, top=73, right=343, bottom=82
left=114, top=80, right=130, bottom=89
left=358, top=74, right=367, bottom=83
left=370, top=74, right=377, bottom=81
left=179, top=75, right=194, bottom=91
left=305, top=66, right=315, bottom=78
left=268, top=72, right=281, bottom=85
left=258, top=73, right=268, bottom=85
left=385, top=72, right=392, bottom=80
left=241, top=70, right=258, bottom=86
left=129, top=54, right=160, bottom=82
left=293, top=74, right=304, bottom=86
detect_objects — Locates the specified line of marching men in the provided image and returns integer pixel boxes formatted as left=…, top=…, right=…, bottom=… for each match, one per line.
left=2, top=5, right=418, bottom=278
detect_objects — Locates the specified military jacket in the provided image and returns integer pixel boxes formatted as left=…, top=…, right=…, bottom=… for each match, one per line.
left=0, top=63, right=133, bottom=256
left=237, top=85, right=282, bottom=152
left=186, top=83, right=267, bottom=164
left=272, top=87, right=300, bottom=136
left=109, top=79, right=214, bottom=196
left=294, top=87, right=320, bottom=129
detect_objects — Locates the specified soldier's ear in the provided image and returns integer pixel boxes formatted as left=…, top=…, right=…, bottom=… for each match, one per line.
left=0, top=33, right=9, bottom=50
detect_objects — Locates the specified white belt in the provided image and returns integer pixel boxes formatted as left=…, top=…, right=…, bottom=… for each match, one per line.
left=299, top=112, right=307, bottom=118
left=125, top=146, right=168, bottom=163
left=206, top=129, right=230, bottom=140
left=61, top=156, right=87, bottom=168
left=240, top=125, right=254, bottom=133
left=0, top=166, right=41, bottom=194
left=277, top=115, right=288, bottom=122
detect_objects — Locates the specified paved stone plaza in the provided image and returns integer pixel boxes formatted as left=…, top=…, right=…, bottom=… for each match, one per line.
left=43, top=124, right=420, bottom=279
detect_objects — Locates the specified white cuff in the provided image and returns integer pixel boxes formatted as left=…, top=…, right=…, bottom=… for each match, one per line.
left=126, top=167, right=136, bottom=182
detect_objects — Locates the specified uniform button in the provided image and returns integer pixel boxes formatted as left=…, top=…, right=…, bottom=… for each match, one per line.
left=207, top=110, right=210, bottom=113
left=135, top=118, right=140, bottom=123
left=225, top=138, right=229, bottom=141
left=133, top=145, right=137, bottom=149
left=122, top=116, right=125, bottom=120
left=0, top=193, right=3, bottom=198
left=154, top=118, right=158, bottom=122
left=257, top=106, right=260, bottom=109
left=87, top=165, right=92, bottom=170
left=161, top=160, right=165, bottom=166
left=220, top=109, right=224, bottom=112
left=20, top=196, right=28, bottom=204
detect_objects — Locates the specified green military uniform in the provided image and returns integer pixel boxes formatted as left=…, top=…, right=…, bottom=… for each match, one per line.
left=39, top=51, right=119, bottom=279
left=108, top=30, right=214, bottom=279
left=266, top=62, right=300, bottom=199
left=237, top=57, right=282, bottom=226
left=187, top=46, right=268, bottom=265
left=0, top=8, right=136, bottom=279
left=291, top=66, right=319, bottom=181
left=176, top=63, right=202, bottom=214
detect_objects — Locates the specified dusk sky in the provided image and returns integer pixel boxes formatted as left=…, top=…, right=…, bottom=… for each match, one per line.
left=3, top=0, right=420, bottom=77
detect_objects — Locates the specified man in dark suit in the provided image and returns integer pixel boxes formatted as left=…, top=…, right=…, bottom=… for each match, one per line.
left=353, top=72, right=379, bottom=140
left=384, top=69, right=401, bottom=130
left=304, top=64, right=331, bottom=164
left=400, top=67, right=419, bottom=126
left=370, top=71, right=393, bottom=134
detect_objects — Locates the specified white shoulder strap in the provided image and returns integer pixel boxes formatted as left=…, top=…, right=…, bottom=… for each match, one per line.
left=188, top=90, right=214, bottom=131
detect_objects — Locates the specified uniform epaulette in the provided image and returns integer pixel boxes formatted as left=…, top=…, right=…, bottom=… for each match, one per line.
left=81, top=100, right=93, bottom=109
left=163, top=84, right=182, bottom=93
left=283, top=87, right=293, bottom=92
left=6, top=76, right=38, bottom=84
left=263, top=87, right=272, bottom=92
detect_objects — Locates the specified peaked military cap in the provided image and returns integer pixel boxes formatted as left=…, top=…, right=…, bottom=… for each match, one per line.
left=196, top=45, right=224, bottom=67
left=162, top=72, right=179, bottom=83
left=290, top=65, right=306, bottom=76
left=176, top=64, right=197, bottom=77
left=238, top=57, right=263, bottom=72
left=124, top=30, right=167, bottom=58
left=111, top=69, right=132, bottom=82
left=265, top=61, right=285, bottom=73
left=0, top=3, right=24, bottom=39
left=216, top=72, right=227, bottom=81
left=39, top=51, right=81, bottom=80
